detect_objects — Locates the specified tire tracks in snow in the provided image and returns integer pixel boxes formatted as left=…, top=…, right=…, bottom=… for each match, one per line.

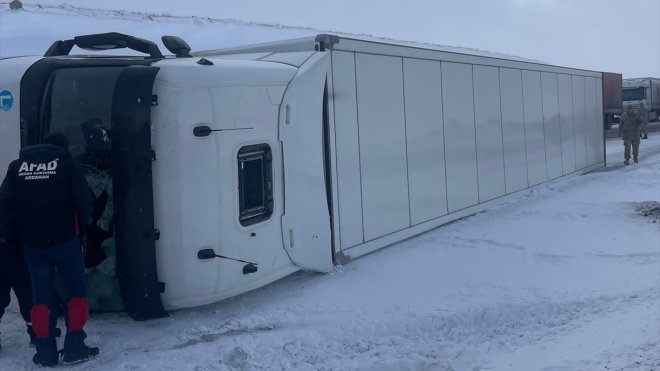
left=155, top=289, right=659, bottom=370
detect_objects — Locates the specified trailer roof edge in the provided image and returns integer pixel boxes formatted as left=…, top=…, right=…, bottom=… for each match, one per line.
left=194, top=33, right=606, bottom=77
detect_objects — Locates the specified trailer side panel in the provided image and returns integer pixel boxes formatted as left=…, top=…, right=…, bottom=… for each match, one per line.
left=473, top=65, right=506, bottom=202
left=541, top=72, right=563, bottom=179
left=331, top=51, right=364, bottom=249
left=442, top=62, right=479, bottom=212
left=403, top=58, right=448, bottom=225
left=558, top=74, right=576, bottom=174
left=572, top=75, right=588, bottom=169
left=355, top=53, right=410, bottom=241
left=499, top=68, right=528, bottom=193
left=585, top=77, right=599, bottom=165
left=522, top=70, right=548, bottom=186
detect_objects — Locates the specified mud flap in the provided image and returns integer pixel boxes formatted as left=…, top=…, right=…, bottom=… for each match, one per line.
left=111, top=66, right=167, bottom=320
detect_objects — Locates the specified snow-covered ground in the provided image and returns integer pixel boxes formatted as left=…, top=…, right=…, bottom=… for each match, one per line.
left=1, top=2, right=659, bottom=370
left=3, top=135, right=658, bottom=371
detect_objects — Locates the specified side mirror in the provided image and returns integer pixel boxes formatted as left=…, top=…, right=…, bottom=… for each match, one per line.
left=162, top=35, right=192, bottom=58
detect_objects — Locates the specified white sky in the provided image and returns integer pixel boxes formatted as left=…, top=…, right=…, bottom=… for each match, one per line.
left=4, top=0, right=658, bottom=78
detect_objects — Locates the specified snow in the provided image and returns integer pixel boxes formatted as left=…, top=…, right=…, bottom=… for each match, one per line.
left=1, top=2, right=660, bottom=370
left=0, top=1, right=541, bottom=63
left=2, top=0, right=659, bottom=78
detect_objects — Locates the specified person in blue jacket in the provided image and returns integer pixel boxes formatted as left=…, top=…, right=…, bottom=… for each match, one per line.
left=0, top=133, right=99, bottom=366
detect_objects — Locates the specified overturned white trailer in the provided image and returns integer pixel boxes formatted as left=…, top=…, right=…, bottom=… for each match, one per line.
left=0, top=33, right=605, bottom=320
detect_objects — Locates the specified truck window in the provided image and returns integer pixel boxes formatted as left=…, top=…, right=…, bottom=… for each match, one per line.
left=238, top=144, right=273, bottom=226
left=622, top=87, right=645, bottom=101
left=45, top=67, right=124, bottom=160
left=42, top=66, right=125, bottom=311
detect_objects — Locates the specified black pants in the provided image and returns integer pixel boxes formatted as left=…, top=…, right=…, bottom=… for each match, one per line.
left=0, top=242, right=33, bottom=323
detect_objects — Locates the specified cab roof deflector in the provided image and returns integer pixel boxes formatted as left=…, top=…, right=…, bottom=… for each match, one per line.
left=44, top=32, right=164, bottom=59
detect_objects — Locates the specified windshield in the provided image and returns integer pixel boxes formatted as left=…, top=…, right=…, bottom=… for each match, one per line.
left=44, top=66, right=125, bottom=312
left=46, top=67, right=124, bottom=159
left=622, top=87, right=645, bottom=101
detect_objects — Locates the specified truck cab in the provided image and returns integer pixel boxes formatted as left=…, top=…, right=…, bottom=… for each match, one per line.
left=622, top=77, right=660, bottom=122
left=0, top=33, right=333, bottom=320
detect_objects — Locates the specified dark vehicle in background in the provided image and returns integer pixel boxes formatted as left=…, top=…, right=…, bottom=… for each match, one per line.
left=602, top=72, right=622, bottom=130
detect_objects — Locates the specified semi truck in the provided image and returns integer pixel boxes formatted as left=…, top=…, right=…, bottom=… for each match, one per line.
left=622, top=77, right=660, bottom=122
left=602, top=72, right=622, bottom=130
left=0, top=33, right=606, bottom=320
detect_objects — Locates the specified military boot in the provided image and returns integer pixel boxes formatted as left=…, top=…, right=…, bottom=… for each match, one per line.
left=61, top=331, right=99, bottom=365
left=624, top=159, right=630, bottom=165
left=634, top=157, right=639, bottom=163
left=32, top=337, right=59, bottom=367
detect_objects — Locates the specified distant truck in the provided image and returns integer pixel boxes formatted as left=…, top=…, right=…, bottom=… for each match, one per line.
left=602, top=72, right=622, bottom=130
left=622, top=77, right=660, bottom=122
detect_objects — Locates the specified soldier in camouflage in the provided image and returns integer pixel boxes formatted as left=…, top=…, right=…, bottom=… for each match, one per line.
left=638, top=103, right=648, bottom=139
left=618, top=104, right=642, bottom=165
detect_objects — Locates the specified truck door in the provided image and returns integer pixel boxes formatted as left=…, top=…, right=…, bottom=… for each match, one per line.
left=20, top=59, right=166, bottom=320
left=279, top=53, right=334, bottom=272
left=111, top=66, right=168, bottom=320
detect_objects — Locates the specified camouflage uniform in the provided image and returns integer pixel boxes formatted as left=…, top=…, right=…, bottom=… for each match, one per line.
left=618, top=106, right=642, bottom=164
left=639, top=103, right=648, bottom=139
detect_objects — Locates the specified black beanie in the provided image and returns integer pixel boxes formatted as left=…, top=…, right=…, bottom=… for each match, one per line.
left=42, top=132, right=69, bottom=149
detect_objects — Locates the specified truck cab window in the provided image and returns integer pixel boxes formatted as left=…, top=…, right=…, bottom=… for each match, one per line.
left=41, top=66, right=125, bottom=311
left=45, top=67, right=123, bottom=161
left=622, top=87, right=645, bottom=101
left=238, top=144, right=273, bottom=226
